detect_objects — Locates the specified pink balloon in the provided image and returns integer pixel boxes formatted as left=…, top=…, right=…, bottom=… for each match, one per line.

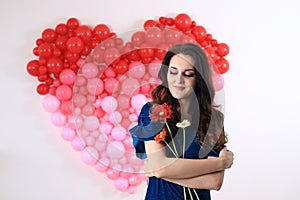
left=60, top=101, right=72, bottom=115
left=55, top=85, right=72, bottom=100
left=123, top=136, right=134, bottom=151
left=128, top=61, right=146, bottom=79
left=82, top=103, right=95, bottom=116
left=212, top=73, right=225, bottom=91
left=117, top=94, right=130, bottom=109
left=71, top=137, right=86, bottom=151
left=128, top=175, right=142, bottom=186
left=87, top=78, right=104, bottom=95
left=81, top=62, right=99, bottom=78
left=104, top=78, right=119, bottom=94
left=61, top=127, right=76, bottom=141
left=106, top=168, right=120, bottom=180
left=101, top=96, right=118, bottom=113
left=79, top=86, right=89, bottom=95
left=109, top=111, right=122, bottom=124
left=114, top=177, right=129, bottom=192
left=129, top=113, right=138, bottom=122
left=140, top=80, right=151, bottom=94
left=104, top=66, right=116, bottom=78
left=84, top=116, right=99, bottom=131
left=130, top=94, right=147, bottom=110
left=111, top=126, right=126, bottom=141
left=73, top=94, right=87, bottom=107
left=81, top=147, right=99, bottom=166
left=59, top=68, right=76, bottom=85
left=75, top=76, right=87, bottom=86
left=95, top=161, right=108, bottom=173
left=99, top=122, right=113, bottom=135
left=127, top=186, right=136, bottom=194
left=148, top=60, right=161, bottom=78
left=51, top=111, right=67, bottom=126
left=85, top=136, right=96, bottom=146
left=121, top=78, right=140, bottom=96
left=107, top=141, right=125, bottom=159
left=42, top=95, right=60, bottom=112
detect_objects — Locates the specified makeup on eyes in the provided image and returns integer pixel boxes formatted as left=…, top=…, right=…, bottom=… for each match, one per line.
left=169, top=67, right=195, bottom=78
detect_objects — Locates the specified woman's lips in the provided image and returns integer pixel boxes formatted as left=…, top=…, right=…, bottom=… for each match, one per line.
left=173, top=85, right=185, bottom=90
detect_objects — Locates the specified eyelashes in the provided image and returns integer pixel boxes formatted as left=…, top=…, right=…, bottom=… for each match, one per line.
left=169, top=71, right=195, bottom=78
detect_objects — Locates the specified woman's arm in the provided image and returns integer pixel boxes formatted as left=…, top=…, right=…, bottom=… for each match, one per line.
left=144, top=141, right=233, bottom=179
left=163, top=157, right=225, bottom=190
left=164, top=170, right=224, bottom=190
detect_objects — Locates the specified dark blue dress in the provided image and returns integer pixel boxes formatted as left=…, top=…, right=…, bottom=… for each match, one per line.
left=129, top=102, right=219, bottom=200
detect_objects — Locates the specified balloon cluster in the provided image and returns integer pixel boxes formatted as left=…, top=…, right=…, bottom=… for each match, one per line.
left=26, top=13, right=230, bottom=194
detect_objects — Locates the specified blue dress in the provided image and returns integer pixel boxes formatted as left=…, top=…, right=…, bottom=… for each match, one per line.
left=129, top=102, right=219, bottom=200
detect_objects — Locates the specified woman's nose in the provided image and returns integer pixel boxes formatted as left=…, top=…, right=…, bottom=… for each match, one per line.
left=175, top=73, right=184, bottom=83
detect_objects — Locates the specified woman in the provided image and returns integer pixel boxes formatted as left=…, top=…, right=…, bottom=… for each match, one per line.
left=130, top=43, right=234, bottom=200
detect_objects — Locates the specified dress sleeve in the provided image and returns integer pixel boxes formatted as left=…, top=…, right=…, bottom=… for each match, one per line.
left=129, top=102, right=164, bottom=160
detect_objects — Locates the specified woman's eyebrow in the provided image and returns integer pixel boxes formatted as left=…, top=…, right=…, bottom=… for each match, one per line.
left=170, top=66, right=194, bottom=71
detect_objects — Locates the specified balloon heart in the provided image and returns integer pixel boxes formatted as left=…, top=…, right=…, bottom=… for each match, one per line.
left=26, top=13, right=230, bottom=194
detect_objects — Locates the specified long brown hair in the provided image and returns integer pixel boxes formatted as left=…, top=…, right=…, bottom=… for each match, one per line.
left=151, top=43, right=227, bottom=154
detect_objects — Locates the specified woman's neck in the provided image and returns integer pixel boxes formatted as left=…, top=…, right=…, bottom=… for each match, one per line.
left=178, top=98, right=193, bottom=121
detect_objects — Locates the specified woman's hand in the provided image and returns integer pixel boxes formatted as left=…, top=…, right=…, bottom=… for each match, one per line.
left=219, top=147, right=234, bottom=169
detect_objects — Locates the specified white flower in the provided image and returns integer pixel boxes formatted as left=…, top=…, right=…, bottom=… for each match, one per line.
left=176, top=119, right=191, bottom=128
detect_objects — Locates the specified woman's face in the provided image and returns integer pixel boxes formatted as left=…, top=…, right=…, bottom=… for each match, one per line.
left=167, top=54, right=196, bottom=100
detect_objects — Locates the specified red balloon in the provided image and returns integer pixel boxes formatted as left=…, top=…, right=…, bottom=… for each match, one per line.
left=164, top=28, right=181, bottom=44
left=75, top=25, right=93, bottom=43
left=26, top=60, right=40, bottom=76
left=205, top=47, right=219, bottom=62
left=216, top=43, right=230, bottom=57
left=36, top=38, right=43, bottom=46
left=38, top=74, right=48, bottom=82
left=55, top=36, right=68, bottom=50
left=53, top=48, right=62, bottom=57
left=66, top=18, right=79, bottom=30
left=103, top=38, right=116, bottom=49
left=42, top=28, right=57, bottom=43
left=93, top=24, right=110, bottom=41
left=159, top=16, right=166, bottom=24
left=38, top=43, right=53, bottom=58
left=191, top=26, right=207, bottom=43
left=138, top=45, right=154, bottom=58
left=126, top=50, right=140, bottom=61
left=47, top=57, right=63, bottom=74
left=214, top=58, right=230, bottom=74
left=154, top=43, right=169, bottom=60
left=114, top=60, right=129, bottom=74
left=131, top=31, right=145, bottom=47
left=181, top=33, right=197, bottom=44
left=64, top=51, right=80, bottom=63
left=166, top=18, right=174, bottom=26
left=143, top=20, right=158, bottom=30
left=37, top=83, right=49, bottom=95
left=66, top=36, right=84, bottom=53
left=92, top=48, right=105, bottom=64
left=38, top=65, right=47, bottom=74
left=103, top=48, right=120, bottom=65
left=174, top=13, right=192, bottom=31
left=145, top=27, right=163, bottom=46
left=55, top=23, right=68, bottom=35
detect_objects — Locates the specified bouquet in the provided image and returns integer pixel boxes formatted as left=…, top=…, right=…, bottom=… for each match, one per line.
left=150, top=103, right=200, bottom=200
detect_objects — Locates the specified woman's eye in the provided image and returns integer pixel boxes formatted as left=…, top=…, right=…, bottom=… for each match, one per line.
left=183, top=72, right=195, bottom=77
left=169, top=70, right=177, bottom=75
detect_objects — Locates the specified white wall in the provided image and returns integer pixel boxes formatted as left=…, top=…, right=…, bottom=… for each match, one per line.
left=1, top=0, right=300, bottom=199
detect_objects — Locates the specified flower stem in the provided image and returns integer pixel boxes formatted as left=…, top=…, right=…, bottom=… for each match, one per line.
left=165, top=120, right=178, bottom=157
left=193, top=188, right=200, bottom=200
left=163, top=141, right=177, bottom=158
left=187, top=188, right=194, bottom=200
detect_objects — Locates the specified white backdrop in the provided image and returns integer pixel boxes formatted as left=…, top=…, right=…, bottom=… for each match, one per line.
left=1, top=0, right=300, bottom=199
